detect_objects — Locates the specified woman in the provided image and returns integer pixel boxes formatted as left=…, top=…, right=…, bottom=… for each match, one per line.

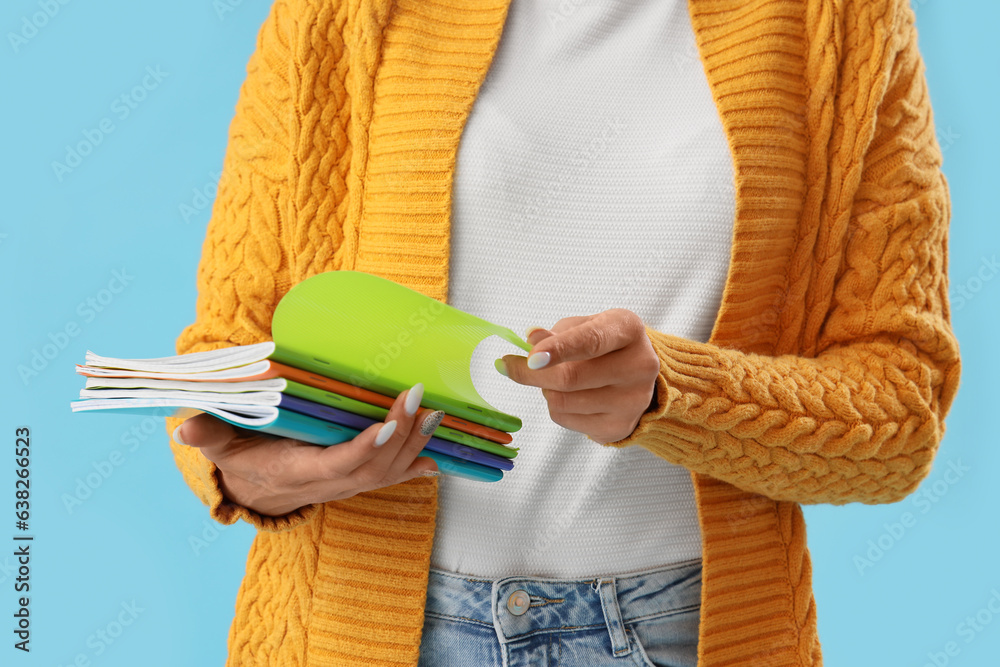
left=167, top=0, right=961, bottom=665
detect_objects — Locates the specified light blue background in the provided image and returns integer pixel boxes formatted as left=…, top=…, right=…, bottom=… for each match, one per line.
left=1, top=1, right=996, bottom=665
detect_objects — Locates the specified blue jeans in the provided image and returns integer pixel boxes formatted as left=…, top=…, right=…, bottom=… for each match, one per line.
left=418, top=558, right=702, bottom=667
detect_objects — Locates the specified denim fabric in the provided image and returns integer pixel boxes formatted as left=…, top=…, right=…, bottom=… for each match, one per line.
left=418, top=559, right=702, bottom=667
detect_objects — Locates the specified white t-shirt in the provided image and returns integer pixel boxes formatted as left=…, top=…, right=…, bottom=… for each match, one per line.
left=435, top=0, right=735, bottom=578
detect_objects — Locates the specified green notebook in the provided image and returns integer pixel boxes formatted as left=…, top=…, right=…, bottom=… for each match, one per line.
left=268, top=271, right=531, bottom=431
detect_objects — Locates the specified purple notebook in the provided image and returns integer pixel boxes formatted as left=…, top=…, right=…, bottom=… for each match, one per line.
left=279, top=393, right=515, bottom=471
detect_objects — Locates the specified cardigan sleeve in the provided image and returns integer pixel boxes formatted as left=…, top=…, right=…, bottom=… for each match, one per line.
left=164, top=0, right=320, bottom=533
left=606, top=5, right=961, bottom=506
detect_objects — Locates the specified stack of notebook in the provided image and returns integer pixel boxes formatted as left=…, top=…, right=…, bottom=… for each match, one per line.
left=70, top=271, right=533, bottom=482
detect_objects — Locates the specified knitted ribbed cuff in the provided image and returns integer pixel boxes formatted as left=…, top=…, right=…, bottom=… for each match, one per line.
left=205, top=459, right=322, bottom=532
left=600, top=326, right=711, bottom=450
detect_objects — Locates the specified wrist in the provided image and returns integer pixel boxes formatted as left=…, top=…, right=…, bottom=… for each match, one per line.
left=645, top=382, right=659, bottom=414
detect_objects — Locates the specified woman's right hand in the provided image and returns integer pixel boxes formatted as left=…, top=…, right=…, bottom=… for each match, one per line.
left=170, top=383, right=444, bottom=518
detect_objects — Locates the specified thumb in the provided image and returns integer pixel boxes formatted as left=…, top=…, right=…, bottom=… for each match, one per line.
left=172, top=412, right=240, bottom=462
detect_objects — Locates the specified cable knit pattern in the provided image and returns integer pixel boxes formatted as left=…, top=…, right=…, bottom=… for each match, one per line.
left=167, top=0, right=312, bottom=533
left=611, top=0, right=958, bottom=507
left=164, top=1, right=960, bottom=665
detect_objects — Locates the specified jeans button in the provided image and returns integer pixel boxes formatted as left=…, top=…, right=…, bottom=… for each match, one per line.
left=506, top=589, right=530, bottom=616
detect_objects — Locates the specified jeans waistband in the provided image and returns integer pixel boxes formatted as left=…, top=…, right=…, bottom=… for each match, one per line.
left=424, top=559, right=702, bottom=647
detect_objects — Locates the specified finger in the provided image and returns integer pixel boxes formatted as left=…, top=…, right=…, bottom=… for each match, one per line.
left=525, top=326, right=554, bottom=346
left=376, top=383, right=426, bottom=449
left=540, top=385, right=635, bottom=416
left=501, top=319, right=590, bottom=375
left=299, top=421, right=387, bottom=482
left=383, top=407, right=446, bottom=481
left=543, top=411, right=626, bottom=444
left=525, top=309, right=644, bottom=369
left=173, top=413, right=241, bottom=463
left=302, top=382, right=423, bottom=479
left=385, top=383, right=424, bottom=442
left=502, top=346, right=640, bottom=391
left=307, top=432, right=443, bottom=505
left=313, top=448, right=441, bottom=503
left=342, top=408, right=436, bottom=488
left=230, top=385, right=427, bottom=486
left=547, top=315, right=593, bottom=335
left=524, top=316, right=595, bottom=346
left=523, top=317, right=596, bottom=348
left=402, top=455, right=441, bottom=480
left=333, top=384, right=425, bottom=485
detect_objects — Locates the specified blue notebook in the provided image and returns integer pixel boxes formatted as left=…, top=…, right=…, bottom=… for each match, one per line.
left=71, top=399, right=504, bottom=483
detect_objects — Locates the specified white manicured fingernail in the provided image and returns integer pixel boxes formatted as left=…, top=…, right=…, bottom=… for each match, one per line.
left=375, top=420, right=397, bottom=447
left=172, top=425, right=189, bottom=446
left=404, top=383, right=424, bottom=416
left=422, top=469, right=440, bottom=477
left=494, top=358, right=508, bottom=377
left=527, top=351, right=550, bottom=370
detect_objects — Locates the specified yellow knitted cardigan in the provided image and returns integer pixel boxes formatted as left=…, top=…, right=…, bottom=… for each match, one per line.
left=165, top=0, right=960, bottom=664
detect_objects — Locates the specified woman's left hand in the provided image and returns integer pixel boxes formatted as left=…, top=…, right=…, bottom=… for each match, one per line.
left=497, top=308, right=661, bottom=444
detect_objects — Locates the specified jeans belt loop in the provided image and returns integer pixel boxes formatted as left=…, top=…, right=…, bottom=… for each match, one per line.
left=597, top=577, right=631, bottom=657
